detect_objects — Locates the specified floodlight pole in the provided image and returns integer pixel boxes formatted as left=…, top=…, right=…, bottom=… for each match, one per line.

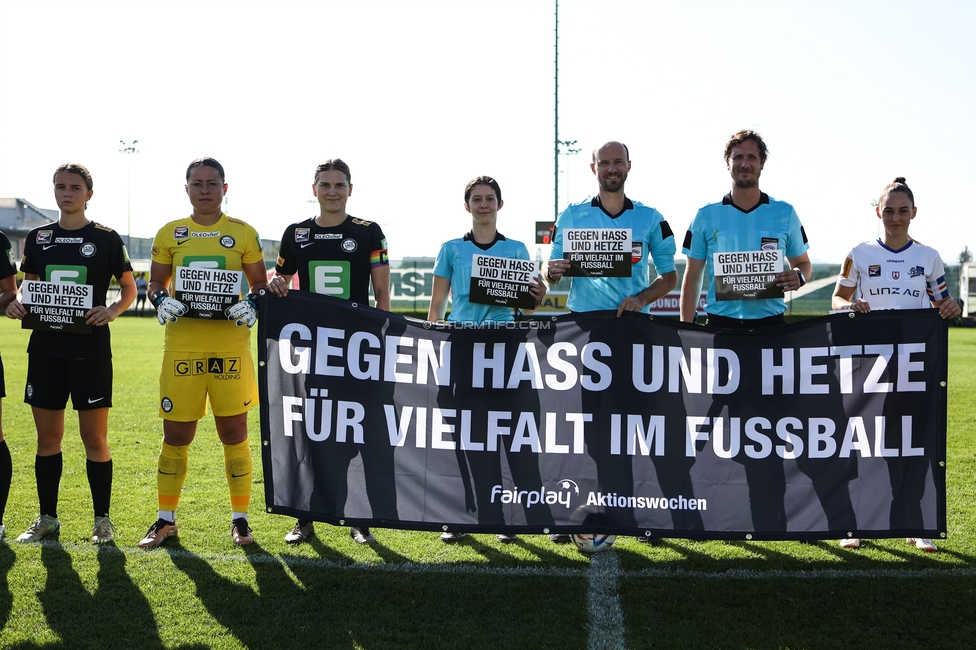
left=118, top=140, right=140, bottom=250
left=554, top=0, right=560, bottom=222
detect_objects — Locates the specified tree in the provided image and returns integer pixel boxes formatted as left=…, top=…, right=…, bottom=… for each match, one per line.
left=960, top=246, right=973, bottom=265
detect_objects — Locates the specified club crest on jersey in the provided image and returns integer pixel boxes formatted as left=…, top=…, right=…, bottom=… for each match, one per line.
left=80, top=243, right=97, bottom=257
left=220, top=236, right=235, bottom=248
left=868, top=265, right=881, bottom=278
left=909, top=265, right=924, bottom=278
left=36, top=230, right=53, bottom=244
left=891, top=270, right=900, bottom=280
left=631, top=242, right=643, bottom=264
left=761, top=237, right=779, bottom=251
left=295, top=228, right=310, bottom=243
left=174, top=226, right=189, bottom=240
left=342, top=238, right=358, bottom=253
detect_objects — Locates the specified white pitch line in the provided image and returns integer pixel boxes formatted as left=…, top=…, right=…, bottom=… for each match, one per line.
left=587, top=551, right=626, bottom=650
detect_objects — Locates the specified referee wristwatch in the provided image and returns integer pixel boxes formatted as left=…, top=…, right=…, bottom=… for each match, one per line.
left=792, top=268, right=806, bottom=288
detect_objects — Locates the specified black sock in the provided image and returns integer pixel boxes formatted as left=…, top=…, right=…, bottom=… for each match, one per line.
left=36, top=453, right=63, bottom=519
left=0, top=440, right=11, bottom=523
left=87, top=458, right=113, bottom=518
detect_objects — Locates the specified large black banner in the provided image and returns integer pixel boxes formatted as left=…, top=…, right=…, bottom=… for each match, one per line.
left=258, top=292, right=947, bottom=541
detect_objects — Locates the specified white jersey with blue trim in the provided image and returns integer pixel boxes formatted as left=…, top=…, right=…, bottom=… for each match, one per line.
left=550, top=195, right=676, bottom=313
left=836, top=238, right=949, bottom=310
left=682, top=193, right=808, bottom=320
left=433, top=232, right=530, bottom=324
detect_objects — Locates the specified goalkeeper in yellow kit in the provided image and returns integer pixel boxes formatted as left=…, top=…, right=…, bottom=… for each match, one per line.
left=138, top=158, right=268, bottom=548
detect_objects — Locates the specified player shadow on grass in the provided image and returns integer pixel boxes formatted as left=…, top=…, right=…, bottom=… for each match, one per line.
left=442, top=533, right=568, bottom=563
left=166, top=541, right=363, bottom=649
left=0, top=543, right=14, bottom=633
left=294, top=528, right=412, bottom=564
left=28, top=542, right=168, bottom=650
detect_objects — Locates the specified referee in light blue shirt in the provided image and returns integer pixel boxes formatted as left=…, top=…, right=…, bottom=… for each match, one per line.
left=546, top=141, right=679, bottom=545
left=679, top=130, right=812, bottom=327
left=546, top=141, right=677, bottom=315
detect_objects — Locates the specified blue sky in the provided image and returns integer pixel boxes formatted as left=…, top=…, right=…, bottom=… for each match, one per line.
left=2, top=0, right=973, bottom=265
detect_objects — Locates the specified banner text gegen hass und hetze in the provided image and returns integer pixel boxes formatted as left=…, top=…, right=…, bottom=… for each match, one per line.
left=258, top=291, right=947, bottom=541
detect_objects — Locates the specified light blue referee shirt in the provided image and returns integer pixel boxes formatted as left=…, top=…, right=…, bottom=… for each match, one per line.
left=682, top=193, right=809, bottom=319
left=550, top=195, right=676, bottom=313
left=433, top=232, right=531, bottom=324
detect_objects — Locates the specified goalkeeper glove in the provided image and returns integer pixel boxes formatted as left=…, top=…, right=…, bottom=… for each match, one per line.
left=150, top=290, right=188, bottom=326
left=225, top=293, right=259, bottom=328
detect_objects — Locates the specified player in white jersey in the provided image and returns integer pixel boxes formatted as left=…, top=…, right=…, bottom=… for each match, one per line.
left=834, top=178, right=959, bottom=317
left=833, top=177, right=960, bottom=553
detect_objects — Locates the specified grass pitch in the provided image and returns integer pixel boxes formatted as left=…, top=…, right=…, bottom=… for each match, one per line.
left=0, top=316, right=974, bottom=649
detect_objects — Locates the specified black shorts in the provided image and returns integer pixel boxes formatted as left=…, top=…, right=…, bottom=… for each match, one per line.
left=0, top=353, right=5, bottom=399
left=25, top=356, right=114, bottom=410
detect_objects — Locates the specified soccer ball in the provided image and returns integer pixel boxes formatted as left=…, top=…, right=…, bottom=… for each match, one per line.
left=571, top=533, right=616, bottom=554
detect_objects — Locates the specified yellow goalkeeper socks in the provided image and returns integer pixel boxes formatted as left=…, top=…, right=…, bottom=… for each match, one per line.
left=223, top=439, right=252, bottom=517
left=157, top=442, right=189, bottom=517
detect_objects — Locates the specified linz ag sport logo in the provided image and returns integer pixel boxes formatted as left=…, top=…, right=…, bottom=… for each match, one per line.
left=175, top=357, right=242, bottom=380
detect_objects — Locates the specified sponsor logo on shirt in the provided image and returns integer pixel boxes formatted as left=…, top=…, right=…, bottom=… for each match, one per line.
left=192, top=231, right=220, bottom=238
left=316, top=233, right=342, bottom=240
left=868, top=265, right=881, bottom=278
left=174, top=226, right=189, bottom=239
left=761, top=237, right=779, bottom=251
left=174, top=357, right=242, bottom=379
left=36, top=231, right=53, bottom=244
left=631, top=241, right=643, bottom=264
left=55, top=237, right=83, bottom=244
left=295, top=228, right=310, bottom=243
